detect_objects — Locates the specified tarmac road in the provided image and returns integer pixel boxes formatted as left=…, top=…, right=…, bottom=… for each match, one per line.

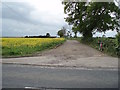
left=2, top=64, right=118, bottom=88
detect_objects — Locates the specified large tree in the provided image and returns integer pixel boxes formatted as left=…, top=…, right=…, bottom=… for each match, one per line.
left=63, top=1, right=120, bottom=40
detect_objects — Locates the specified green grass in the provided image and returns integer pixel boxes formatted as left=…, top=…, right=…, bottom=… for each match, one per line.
left=2, top=39, right=66, bottom=58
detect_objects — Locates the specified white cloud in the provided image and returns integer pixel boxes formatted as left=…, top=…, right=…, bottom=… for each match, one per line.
left=28, top=0, right=65, bottom=26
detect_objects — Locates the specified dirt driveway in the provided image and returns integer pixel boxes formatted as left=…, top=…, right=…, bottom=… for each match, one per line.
left=2, top=40, right=118, bottom=69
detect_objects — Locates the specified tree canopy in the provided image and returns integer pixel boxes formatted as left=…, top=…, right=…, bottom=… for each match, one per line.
left=46, top=33, right=50, bottom=37
left=57, top=27, right=66, bottom=37
left=62, top=1, right=120, bottom=39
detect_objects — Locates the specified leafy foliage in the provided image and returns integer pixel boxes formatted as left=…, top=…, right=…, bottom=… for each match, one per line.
left=116, top=32, right=120, bottom=56
left=57, top=27, right=66, bottom=37
left=116, top=32, right=120, bottom=46
left=77, top=37, right=118, bottom=57
left=63, top=1, right=120, bottom=39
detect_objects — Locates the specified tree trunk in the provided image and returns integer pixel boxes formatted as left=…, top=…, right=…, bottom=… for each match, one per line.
left=74, top=31, right=77, bottom=38
left=82, top=31, right=93, bottom=41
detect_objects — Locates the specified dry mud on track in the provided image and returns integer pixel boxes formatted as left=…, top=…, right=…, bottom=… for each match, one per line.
left=2, top=40, right=118, bottom=69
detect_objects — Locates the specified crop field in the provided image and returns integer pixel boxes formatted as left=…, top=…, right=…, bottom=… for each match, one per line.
left=2, top=38, right=65, bottom=57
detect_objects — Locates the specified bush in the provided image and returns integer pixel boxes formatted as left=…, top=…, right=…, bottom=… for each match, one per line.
left=116, top=33, right=120, bottom=57
left=116, top=33, right=120, bottom=46
left=79, top=37, right=118, bottom=57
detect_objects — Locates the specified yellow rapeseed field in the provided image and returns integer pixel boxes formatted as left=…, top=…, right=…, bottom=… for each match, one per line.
left=2, top=38, right=65, bottom=47
left=2, top=38, right=65, bottom=56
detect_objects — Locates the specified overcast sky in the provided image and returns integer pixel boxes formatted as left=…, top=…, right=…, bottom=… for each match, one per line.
left=0, top=0, right=118, bottom=37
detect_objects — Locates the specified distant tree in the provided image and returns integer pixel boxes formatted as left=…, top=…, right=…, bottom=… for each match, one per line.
left=57, top=30, right=64, bottom=37
left=46, top=33, right=50, bottom=37
left=67, top=31, right=72, bottom=38
left=67, top=31, right=70, bottom=38
left=72, top=27, right=78, bottom=38
left=25, top=36, right=28, bottom=38
left=57, top=27, right=66, bottom=37
left=102, top=35, right=106, bottom=38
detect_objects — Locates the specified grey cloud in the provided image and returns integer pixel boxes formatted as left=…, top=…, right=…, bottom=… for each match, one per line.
left=1, top=2, right=67, bottom=37
left=2, top=19, right=65, bottom=37
left=1, top=2, right=37, bottom=24
left=1, top=2, right=65, bottom=26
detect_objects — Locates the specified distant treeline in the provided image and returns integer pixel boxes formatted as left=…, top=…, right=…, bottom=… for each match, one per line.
left=95, top=37, right=116, bottom=39
left=25, top=35, right=56, bottom=38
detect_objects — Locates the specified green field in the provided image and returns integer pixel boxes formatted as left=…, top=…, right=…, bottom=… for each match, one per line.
left=2, top=38, right=65, bottom=57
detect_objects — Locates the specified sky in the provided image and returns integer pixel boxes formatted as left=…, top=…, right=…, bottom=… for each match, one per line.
left=0, top=0, right=118, bottom=37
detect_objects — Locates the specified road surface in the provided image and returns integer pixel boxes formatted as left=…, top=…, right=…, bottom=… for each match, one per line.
left=2, top=40, right=118, bottom=69
left=2, top=64, right=118, bottom=88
